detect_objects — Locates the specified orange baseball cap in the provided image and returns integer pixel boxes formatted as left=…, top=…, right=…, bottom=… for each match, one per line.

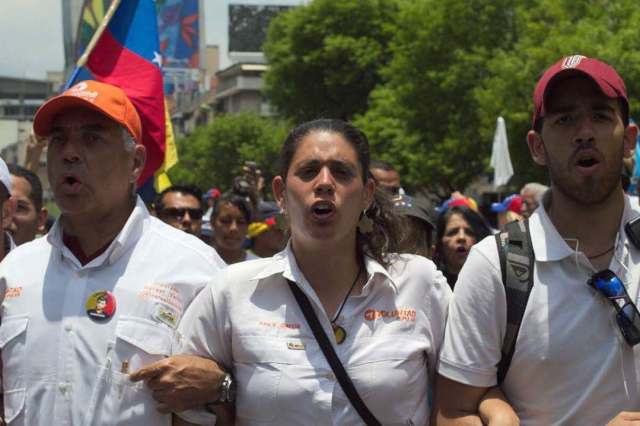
left=33, top=80, right=142, bottom=143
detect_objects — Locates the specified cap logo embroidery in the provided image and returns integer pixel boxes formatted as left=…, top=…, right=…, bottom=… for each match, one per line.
left=69, top=82, right=99, bottom=103
left=561, top=55, right=586, bottom=69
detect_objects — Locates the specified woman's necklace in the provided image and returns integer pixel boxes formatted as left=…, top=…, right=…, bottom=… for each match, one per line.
left=587, top=245, right=615, bottom=260
left=330, top=264, right=363, bottom=344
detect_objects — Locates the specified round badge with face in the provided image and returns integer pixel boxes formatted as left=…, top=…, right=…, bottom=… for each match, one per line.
left=86, top=291, right=116, bottom=322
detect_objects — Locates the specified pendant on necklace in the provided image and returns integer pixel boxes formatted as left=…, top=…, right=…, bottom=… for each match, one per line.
left=333, top=323, right=346, bottom=344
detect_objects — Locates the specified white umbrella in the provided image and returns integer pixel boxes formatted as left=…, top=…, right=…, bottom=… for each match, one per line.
left=490, top=116, right=514, bottom=188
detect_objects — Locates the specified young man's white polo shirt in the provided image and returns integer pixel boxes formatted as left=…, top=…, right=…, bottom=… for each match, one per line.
left=0, top=197, right=225, bottom=425
left=176, top=245, right=451, bottom=425
left=439, top=195, right=640, bottom=425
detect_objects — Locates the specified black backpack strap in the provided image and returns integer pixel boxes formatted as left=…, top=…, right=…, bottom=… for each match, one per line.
left=496, top=219, right=535, bottom=384
left=287, top=280, right=382, bottom=426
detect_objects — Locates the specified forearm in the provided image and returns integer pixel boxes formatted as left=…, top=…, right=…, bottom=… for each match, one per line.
left=433, top=375, right=487, bottom=426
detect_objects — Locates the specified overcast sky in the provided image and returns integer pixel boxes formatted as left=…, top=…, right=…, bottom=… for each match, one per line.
left=0, top=0, right=305, bottom=81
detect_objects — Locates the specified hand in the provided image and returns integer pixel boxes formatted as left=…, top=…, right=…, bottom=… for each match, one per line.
left=477, top=386, right=519, bottom=426
left=242, top=161, right=264, bottom=202
left=607, top=411, right=640, bottom=425
left=129, top=355, right=226, bottom=413
left=23, top=132, right=47, bottom=172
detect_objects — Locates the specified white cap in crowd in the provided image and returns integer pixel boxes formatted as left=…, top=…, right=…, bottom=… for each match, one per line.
left=0, top=157, right=10, bottom=196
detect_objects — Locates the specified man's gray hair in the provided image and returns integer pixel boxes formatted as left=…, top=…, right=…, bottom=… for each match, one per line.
left=121, top=128, right=137, bottom=153
left=121, top=127, right=139, bottom=197
left=520, top=182, right=548, bottom=202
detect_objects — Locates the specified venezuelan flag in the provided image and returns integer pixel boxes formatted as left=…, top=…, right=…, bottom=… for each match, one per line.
left=66, top=0, right=177, bottom=191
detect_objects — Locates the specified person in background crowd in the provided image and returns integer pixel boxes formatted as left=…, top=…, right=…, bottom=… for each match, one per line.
left=393, top=194, right=435, bottom=259
left=247, top=200, right=286, bottom=258
left=210, top=191, right=256, bottom=264
left=201, top=187, right=221, bottom=242
left=433, top=204, right=492, bottom=287
left=0, top=80, right=226, bottom=425
left=491, top=194, right=524, bottom=230
left=0, top=157, right=16, bottom=261
left=155, top=185, right=204, bottom=238
left=7, top=164, right=46, bottom=246
left=166, top=118, right=472, bottom=425
left=437, top=193, right=480, bottom=213
left=520, top=182, right=548, bottom=218
left=370, top=159, right=403, bottom=195
left=436, top=55, right=640, bottom=425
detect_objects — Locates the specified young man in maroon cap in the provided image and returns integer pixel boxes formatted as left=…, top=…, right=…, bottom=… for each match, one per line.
left=0, top=80, right=226, bottom=425
left=435, top=56, right=640, bottom=425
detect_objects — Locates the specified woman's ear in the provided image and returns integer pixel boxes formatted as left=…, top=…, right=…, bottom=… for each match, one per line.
left=272, top=176, right=286, bottom=213
left=363, top=177, right=376, bottom=210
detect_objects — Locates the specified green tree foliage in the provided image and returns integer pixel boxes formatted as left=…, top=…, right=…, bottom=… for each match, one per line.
left=263, top=0, right=399, bottom=122
left=169, top=113, right=290, bottom=195
left=476, top=0, right=640, bottom=188
left=358, top=0, right=640, bottom=192
left=356, top=0, right=520, bottom=194
left=176, top=0, right=640, bottom=195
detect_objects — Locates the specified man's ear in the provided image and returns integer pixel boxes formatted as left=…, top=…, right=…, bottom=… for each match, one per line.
left=130, top=144, right=147, bottom=184
left=2, top=196, right=16, bottom=230
left=37, top=207, right=48, bottom=234
left=623, top=123, right=638, bottom=159
left=527, top=130, right=547, bottom=166
left=272, top=176, right=286, bottom=213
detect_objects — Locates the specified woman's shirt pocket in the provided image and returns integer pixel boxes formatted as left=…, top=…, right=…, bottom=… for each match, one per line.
left=346, top=335, right=428, bottom=425
left=232, top=334, right=320, bottom=423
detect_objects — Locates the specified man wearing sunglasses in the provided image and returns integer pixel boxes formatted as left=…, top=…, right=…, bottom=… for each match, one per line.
left=155, top=185, right=204, bottom=238
left=435, top=56, right=640, bottom=425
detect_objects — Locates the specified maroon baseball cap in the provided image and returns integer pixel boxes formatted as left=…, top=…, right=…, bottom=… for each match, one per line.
left=532, top=55, right=628, bottom=126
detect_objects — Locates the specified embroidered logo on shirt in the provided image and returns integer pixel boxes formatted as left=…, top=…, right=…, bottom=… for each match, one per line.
left=259, top=321, right=301, bottom=330
left=138, top=283, right=184, bottom=316
left=153, top=303, right=179, bottom=329
left=364, top=308, right=416, bottom=322
left=4, top=287, right=22, bottom=299
left=287, top=341, right=305, bottom=350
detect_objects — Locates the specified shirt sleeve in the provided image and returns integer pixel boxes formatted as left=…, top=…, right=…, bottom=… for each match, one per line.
left=424, top=263, right=452, bottom=389
left=437, top=238, right=507, bottom=388
left=173, top=270, right=232, bottom=425
left=175, top=269, right=232, bottom=370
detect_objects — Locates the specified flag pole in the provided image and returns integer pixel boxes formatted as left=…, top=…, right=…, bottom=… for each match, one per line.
left=77, top=0, right=122, bottom=67
left=65, top=0, right=122, bottom=89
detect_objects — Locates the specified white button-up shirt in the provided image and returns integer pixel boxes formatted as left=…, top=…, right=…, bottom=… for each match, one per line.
left=0, top=197, right=225, bottom=425
left=439, top=195, right=640, bottom=425
left=176, top=245, right=451, bottom=425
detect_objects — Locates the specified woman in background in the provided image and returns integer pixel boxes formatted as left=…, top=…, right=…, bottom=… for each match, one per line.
left=210, top=191, right=257, bottom=264
left=434, top=204, right=492, bottom=288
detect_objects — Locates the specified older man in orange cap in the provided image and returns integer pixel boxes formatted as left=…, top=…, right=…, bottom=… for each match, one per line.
left=0, top=80, right=225, bottom=425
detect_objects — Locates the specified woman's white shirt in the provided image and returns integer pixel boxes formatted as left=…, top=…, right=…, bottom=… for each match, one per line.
left=176, top=245, right=451, bottom=425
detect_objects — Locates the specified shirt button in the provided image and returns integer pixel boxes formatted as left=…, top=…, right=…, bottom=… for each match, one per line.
left=64, top=323, right=72, bottom=332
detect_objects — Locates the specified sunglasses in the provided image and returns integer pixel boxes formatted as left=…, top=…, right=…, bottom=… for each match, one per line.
left=160, top=207, right=203, bottom=220
left=588, top=269, right=640, bottom=346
